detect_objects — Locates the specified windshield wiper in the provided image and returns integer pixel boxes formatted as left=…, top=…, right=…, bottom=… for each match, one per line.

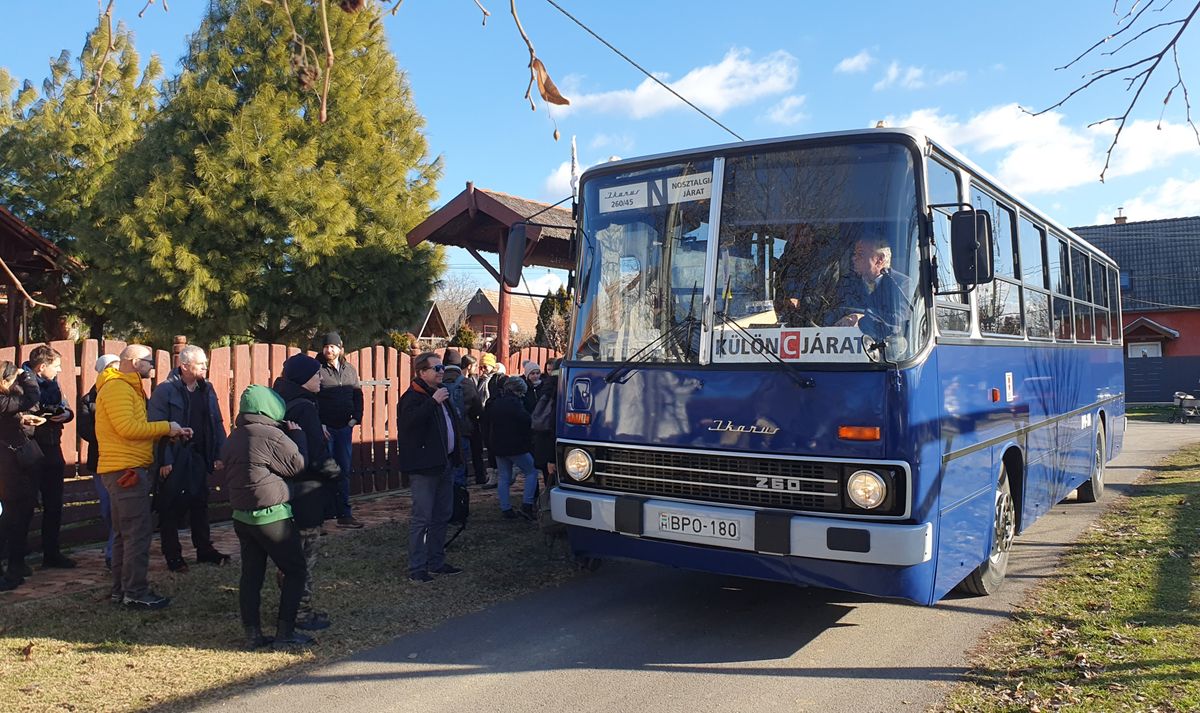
left=711, top=309, right=816, bottom=389
left=604, top=314, right=701, bottom=384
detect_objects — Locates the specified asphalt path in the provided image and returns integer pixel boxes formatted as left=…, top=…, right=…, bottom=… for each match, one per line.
left=195, top=422, right=1196, bottom=713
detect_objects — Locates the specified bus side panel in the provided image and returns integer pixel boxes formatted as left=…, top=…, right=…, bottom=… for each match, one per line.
left=932, top=449, right=994, bottom=599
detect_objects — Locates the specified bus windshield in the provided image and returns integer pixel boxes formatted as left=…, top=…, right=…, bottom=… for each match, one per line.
left=571, top=141, right=926, bottom=364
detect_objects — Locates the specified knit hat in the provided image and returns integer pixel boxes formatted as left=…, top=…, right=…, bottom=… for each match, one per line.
left=443, top=348, right=462, bottom=367
left=320, top=332, right=343, bottom=348
left=282, top=353, right=321, bottom=385
left=239, top=384, right=286, bottom=421
left=522, top=360, right=540, bottom=377
left=481, top=353, right=497, bottom=368
left=504, top=376, right=528, bottom=396
left=94, top=354, right=119, bottom=374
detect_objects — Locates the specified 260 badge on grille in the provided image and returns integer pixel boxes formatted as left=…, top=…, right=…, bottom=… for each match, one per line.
left=658, top=512, right=740, bottom=541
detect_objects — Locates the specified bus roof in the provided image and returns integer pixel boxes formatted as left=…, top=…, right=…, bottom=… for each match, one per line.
left=580, top=127, right=1117, bottom=269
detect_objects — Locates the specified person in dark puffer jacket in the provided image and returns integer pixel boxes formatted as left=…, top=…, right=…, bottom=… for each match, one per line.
left=272, top=354, right=341, bottom=631
left=221, top=385, right=311, bottom=651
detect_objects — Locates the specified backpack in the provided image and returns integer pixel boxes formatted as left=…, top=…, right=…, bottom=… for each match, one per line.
left=531, top=390, right=554, bottom=433
left=443, top=372, right=467, bottom=424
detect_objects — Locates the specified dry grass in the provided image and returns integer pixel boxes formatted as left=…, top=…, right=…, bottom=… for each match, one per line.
left=941, top=445, right=1200, bottom=712
left=0, top=503, right=579, bottom=713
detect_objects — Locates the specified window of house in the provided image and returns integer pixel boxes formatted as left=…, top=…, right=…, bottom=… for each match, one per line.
left=1127, top=341, right=1161, bottom=358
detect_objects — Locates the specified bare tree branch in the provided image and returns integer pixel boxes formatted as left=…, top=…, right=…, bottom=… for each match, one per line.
left=0, top=255, right=57, bottom=309
left=318, top=0, right=334, bottom=123
left=474, top=0, right=491, bottom=26
left=137, top=0, right=167, bottom=18
left=90, top=0, right=116, bottom=113
left=1032, top=0, right=1200, bottom=181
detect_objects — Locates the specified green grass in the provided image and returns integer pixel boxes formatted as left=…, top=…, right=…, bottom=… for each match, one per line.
left=942, top=445, right=1200, bottom=712
left=0, top=505, right=580, bottom=713
left=1126, top=403, right=1174, bottom=422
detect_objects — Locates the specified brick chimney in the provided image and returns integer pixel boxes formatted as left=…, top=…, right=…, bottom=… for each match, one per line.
left=1114, top=207, right=1127, bottom=225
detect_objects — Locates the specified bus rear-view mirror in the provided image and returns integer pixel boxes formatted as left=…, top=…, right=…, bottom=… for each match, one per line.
left=950, top=208, right=994, bottom=286
left=502, top=223, right=527, bottom=288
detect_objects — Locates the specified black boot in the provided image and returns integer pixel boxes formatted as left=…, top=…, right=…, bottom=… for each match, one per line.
left=244, top=625, right=274, bottom=650
left=273, top=619, right=316, bottom=650
left=295, top=610, right=331, bottom=631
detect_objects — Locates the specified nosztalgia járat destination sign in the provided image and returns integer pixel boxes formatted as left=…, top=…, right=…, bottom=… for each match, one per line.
left=599, top=172, right=713, bottom=214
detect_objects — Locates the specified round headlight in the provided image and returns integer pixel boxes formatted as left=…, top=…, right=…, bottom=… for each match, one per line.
left=564, top=448, right=594, bottom=482
left=847, top=469, right=887, bottom=509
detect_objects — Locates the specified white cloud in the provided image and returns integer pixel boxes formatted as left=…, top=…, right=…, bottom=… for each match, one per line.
left=555, top=48, right=798, bottom=119
left=524, top=271, right=565, bottom=295
left=835, top=50, right=873, bottom=74
left=874, top=61, right=964, bottom=91
left=1098, top=119, right=1200, bottom=178
left=1092, top=177, right=1200, bottom=224
left=542, top=160, right=573, bottom=200
left=766, top=95, right=806, bottom=125
left=588, top=133, right=635, bottom=153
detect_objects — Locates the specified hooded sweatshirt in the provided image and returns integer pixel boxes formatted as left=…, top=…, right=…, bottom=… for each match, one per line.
left=94, top=368, right=172, bottom=473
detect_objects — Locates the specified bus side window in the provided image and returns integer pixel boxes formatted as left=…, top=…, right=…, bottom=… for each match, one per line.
left=971, top=187, right=1022, bottom=337
left=1018, top=215, right=1051, bottom=339
left=1047, top=233, right=1074, bottom=341
left=928, top=158, right=969, bottom=333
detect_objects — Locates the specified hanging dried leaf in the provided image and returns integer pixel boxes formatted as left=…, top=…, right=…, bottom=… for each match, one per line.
left=532, top=58, right=570, bottom=106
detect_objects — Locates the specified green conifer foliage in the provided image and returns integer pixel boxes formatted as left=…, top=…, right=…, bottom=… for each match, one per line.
left=0, top=19, right=161, bottom=337
left=89, top=0, right=442, bottom=346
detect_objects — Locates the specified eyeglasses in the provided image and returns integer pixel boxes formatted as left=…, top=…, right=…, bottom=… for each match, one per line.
left=134, top=357, right=153, bottom=365
left=422, top=364, right=445, bottom=373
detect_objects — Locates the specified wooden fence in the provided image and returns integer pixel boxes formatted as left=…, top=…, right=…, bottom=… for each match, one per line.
left=0, top=340, right=561, bottom=550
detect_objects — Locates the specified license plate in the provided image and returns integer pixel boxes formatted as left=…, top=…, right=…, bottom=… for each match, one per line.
left=658, top=512, right=741, bottom=541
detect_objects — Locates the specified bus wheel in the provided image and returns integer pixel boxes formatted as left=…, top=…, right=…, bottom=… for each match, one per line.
left=956, top=466, right=1015, bottom=597
left=1077, top=426, right=1106, bottom=503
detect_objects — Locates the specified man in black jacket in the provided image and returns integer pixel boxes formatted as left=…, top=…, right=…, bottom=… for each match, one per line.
left=148, top=345, right=229, bottom=571
left=22, top=345, right=76, bottom=569
left=315, top=332, right=364, bottom=529
left=272, top=353, right=340, bottom=631
left=397, top=352, right=463, bottom=583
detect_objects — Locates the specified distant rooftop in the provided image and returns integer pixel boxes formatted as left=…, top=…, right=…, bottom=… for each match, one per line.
left=1071, top=215, right=1200, bottom=313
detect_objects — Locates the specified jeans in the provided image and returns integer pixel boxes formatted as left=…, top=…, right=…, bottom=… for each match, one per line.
left=234, top=518, right=306, bottom=629
left=496, top=452, right=538, bottom=512
left=92, top=474, right=114, bottom=560
left=35, top=443, right=67, bottom=557
left=100, top=468, right=154, bottom=599
left=296, top=526, right=321, bottom=617
left=329, top=425, right=353, bottom=518
left=407, top=465, right=453, bottom=575
left=450, top=437, right=471, bottom=487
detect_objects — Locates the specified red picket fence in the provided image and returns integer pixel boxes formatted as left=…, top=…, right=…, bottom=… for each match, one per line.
left=0, top=340, right=560, bottom=550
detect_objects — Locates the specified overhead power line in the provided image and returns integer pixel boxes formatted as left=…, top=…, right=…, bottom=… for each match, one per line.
left=544, top=0, right=744, bottom=142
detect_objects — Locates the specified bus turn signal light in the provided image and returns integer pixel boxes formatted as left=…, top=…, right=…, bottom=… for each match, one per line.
left=838, top=426, right=880, bottom=441
left=565, top=412, right=591, bottom=425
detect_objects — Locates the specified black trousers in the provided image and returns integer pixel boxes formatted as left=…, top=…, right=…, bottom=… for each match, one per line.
left=234, top=518, right=307, bottom=629
left=468, top=426, right=486, bottom=482
left=35, top=443, right=66, bottom=557
left=159, top=496, right=215, bottom=562
left=0, top=492, right=35, bottom=577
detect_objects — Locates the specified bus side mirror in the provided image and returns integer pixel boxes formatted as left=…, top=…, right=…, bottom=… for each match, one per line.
left=502, top=223, right=527, bottom=288
left=950, top=209, right=994, bottom=285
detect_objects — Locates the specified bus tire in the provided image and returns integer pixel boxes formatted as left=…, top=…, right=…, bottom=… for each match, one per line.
left=956, top=465, right=1015, bottom=597
left=1076, top=427, right=1106, bottom=503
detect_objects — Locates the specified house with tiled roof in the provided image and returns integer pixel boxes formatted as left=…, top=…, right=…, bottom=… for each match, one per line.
left=1072, top=214, right=1200, bottom=401
left=464, top=288, right=544, bottom=348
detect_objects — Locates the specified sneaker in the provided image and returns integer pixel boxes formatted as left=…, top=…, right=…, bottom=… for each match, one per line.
left=501, top=509, right=518, bottom=520
left=430, top=564, right=463, bottom=576
left=336, top=516, right=365, bottom=529
left=123, top=591, right=171, bottom=610
left=0, top=576, right=22, bottom=592
left=295, top=611, right=331, bottom=631
left=408, top=571, right=434, bottom=583
left=519, top=503, right=536, bottom=521
left=42, top=554, right=77, bottom=569
left=195, top=550, right=231, bottom=566
left=104, top=556, right=112, bottom=572
left=110, top=592, right=123, bottom=605
left=166, top=557, right=190, bottom=573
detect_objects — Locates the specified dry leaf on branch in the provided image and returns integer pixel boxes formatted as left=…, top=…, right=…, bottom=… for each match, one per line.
left=532, top=58, right=569, bottom=106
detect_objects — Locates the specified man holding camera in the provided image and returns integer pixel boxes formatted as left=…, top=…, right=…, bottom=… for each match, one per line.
left=22, top=345, right=76, bottom=569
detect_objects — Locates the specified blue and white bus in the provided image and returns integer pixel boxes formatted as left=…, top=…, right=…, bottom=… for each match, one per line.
left=516, top=128, right=1125, bottom=605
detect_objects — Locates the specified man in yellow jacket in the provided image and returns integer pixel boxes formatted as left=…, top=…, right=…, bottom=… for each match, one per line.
left=96, top=345, right=190, bottom=610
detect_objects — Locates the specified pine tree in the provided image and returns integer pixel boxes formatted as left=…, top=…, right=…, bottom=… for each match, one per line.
left=86, top=0, right=442, bottom=347
left=535, top=285, right=570, bottom=348
left=0, top=19, right=161, bottom=338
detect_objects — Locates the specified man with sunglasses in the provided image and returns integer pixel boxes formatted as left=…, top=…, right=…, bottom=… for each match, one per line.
left=396, top=352, right=463, bottom=583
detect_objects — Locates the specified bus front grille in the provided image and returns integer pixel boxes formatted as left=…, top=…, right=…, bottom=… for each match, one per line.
left=592, top=446, right=843, bottom=512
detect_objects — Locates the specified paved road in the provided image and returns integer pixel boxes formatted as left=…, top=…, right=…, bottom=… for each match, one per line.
left=196, top=422, right=1195, bottom=713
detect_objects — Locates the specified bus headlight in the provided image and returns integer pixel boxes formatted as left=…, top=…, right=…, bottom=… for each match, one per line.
left=564, top=448, right=594, bottom=482
left=847, top=470, right=887, bottom=509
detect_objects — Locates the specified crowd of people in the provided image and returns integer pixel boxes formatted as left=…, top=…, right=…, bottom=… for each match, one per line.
left=0, top=336, right=560, bottom=651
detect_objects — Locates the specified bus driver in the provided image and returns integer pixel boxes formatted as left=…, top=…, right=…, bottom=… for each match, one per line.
left=826, top=235, right=912, bottom=335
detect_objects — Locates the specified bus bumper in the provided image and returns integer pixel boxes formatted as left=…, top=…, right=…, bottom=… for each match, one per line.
left=551, top=486, right=933, bottom=567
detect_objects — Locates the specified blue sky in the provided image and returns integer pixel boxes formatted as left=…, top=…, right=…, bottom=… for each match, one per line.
left=4, top=1, right=1198, bottom=293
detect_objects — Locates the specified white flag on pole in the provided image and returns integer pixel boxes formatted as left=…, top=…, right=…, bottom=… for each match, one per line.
left=570, top=135, right=580, bottom=200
